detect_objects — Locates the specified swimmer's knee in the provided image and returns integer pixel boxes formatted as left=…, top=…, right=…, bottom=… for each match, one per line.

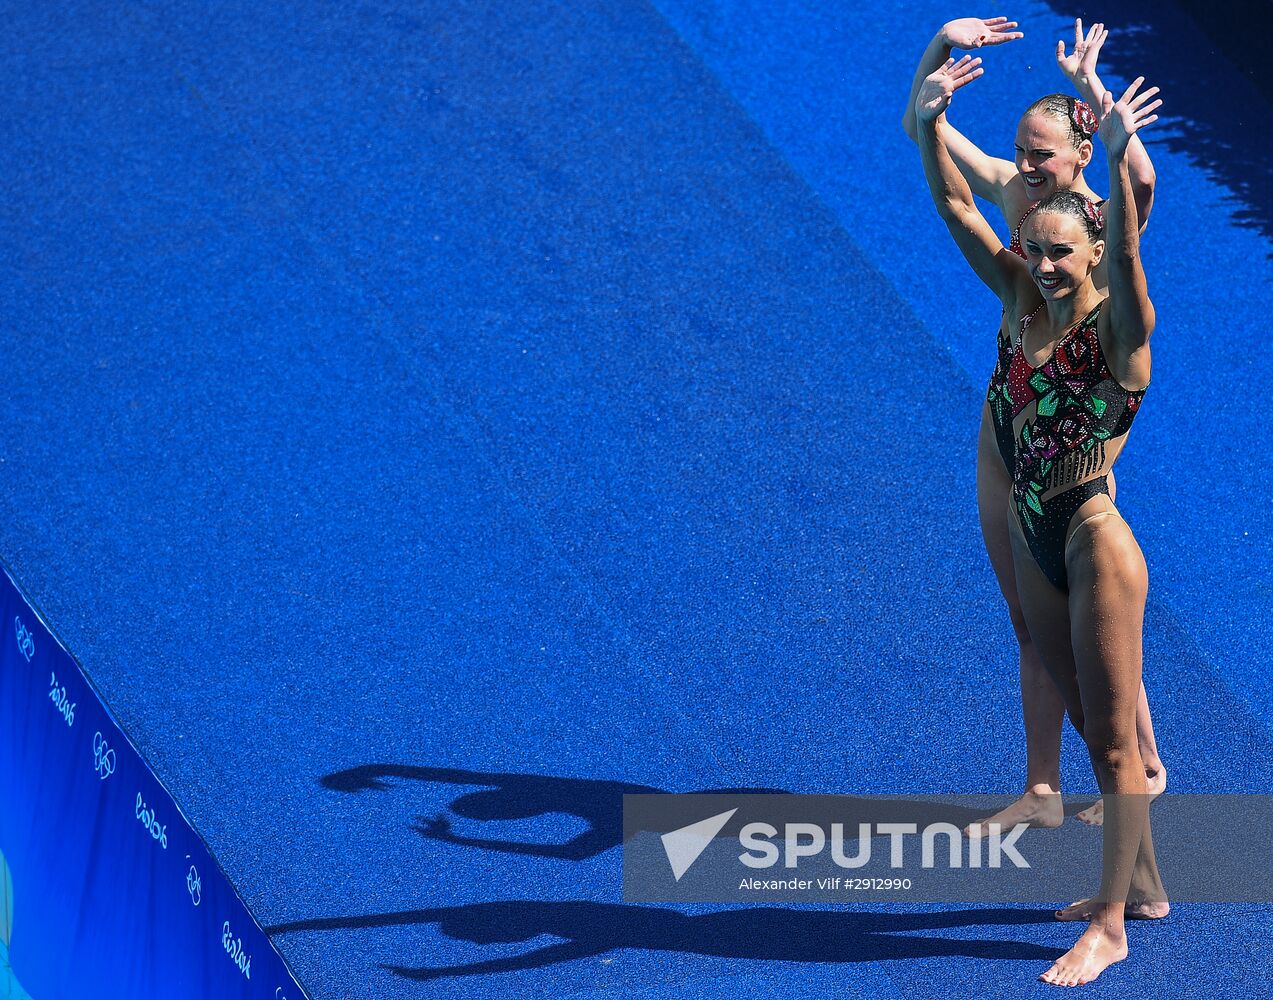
left=1084, top=733, right=1139, bottom=776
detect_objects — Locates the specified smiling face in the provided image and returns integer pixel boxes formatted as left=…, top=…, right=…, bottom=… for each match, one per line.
left=1014, top=112, right=1092, bottom=201
left=1022, top=211, right=1103, bottom=299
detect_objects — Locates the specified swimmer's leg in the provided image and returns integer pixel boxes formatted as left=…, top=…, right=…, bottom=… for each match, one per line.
left=1035, top=508, right=1162, bottom=985
left=966, top=414, right=1064, bottom=837
left=1009, top=509, right=1132, bottom=985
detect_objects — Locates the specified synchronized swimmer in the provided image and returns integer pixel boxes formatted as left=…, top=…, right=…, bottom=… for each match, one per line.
left=910, top=15, right=1168, bottom=988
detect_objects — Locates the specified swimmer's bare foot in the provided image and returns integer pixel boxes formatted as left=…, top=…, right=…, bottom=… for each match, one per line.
left=964, top=786, right=1062, bottom=837
left=1075, top=799, right=1103, bottom=826
left=1075, top=764, right=1167, bottom=826
left=1055, top=897, right=1170, bottom=921
left=1040, top=921, right=1128, bottom=987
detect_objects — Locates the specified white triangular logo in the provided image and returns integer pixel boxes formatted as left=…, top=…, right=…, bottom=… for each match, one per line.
left=661, top=808, right=738, bottom=881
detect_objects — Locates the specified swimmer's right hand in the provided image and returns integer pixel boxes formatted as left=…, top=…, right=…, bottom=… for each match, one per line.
left=941, top=16, right=1023, bottom=50
left=414, top=814, right=454, bottom=839
left=916, top=55, right=984, bottom=122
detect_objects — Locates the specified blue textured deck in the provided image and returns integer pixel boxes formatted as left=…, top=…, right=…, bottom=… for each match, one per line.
left=0, top=1, right=1269, bottom=996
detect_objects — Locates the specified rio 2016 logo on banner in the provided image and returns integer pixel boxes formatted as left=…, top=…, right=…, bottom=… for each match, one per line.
left=135, top=793, right=168, bottom=849
left=223, top=921, right=253, bottom=980
left=49, top=671, right=75, bottom=727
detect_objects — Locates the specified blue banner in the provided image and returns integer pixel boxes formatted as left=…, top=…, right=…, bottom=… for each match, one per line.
left=0, top=563, right=308, bottom=998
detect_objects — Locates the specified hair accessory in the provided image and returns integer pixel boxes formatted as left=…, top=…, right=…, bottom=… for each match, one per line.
left=1070, top=98, right=1099, bottom=139
left=1080, top=197, right=1105, bottom=231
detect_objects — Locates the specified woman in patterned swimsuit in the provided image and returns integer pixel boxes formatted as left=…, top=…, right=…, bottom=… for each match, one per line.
left=903, top=17, right=1165, bottom=836
left=916, top=55, right=1167, bottom=987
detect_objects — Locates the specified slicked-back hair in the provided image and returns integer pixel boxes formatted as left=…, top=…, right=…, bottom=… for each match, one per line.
left=1026, top=191, right=1105, bottom=245
left=1021, top=93, right=1095, bottom=149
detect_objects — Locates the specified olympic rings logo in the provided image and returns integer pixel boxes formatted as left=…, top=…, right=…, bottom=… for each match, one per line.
left=92, top=731, right=116, bottom=780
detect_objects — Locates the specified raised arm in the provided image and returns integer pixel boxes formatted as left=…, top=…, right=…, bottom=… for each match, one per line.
left=1098, top=78, right=1162, bottom=359
left=1057, top=19, right=1156, bottom=226
left=902, top=18, right=1022, bottom=203
left=916, top=56, right=1026, bottom=307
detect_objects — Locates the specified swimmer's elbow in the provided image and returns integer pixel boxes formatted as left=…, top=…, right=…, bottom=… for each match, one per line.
left=935, top=201, right=977, bottom=237
left=1108, top=245, right=1142, bottom=272
left=1132, top=174, right=1156, bottom=228
left=928, top=192, right=958, bottom=222
left=940, top=190, right=977, bottom=221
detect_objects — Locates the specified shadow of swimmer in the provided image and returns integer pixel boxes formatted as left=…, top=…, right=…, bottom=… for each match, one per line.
left=321, top=764, right=788, bottom=861
left=1, top=848, right=34, bottom=1000
left=267, top=900, right=1060, bottom=981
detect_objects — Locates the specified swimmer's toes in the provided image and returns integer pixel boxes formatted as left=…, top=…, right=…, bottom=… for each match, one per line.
left=1054, top=898, right=1094, bottom=921
left=1074, top=800, right=1104, bottom=826
left=1127, top=900, right=1170, bottom=920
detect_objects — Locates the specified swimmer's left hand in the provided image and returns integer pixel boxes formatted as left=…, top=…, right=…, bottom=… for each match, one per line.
left=915, top=54, right=984, bottom=122
left=1098, top=77, right=1162, bottom=158
left=1056, top=18, right=1108, bottom=86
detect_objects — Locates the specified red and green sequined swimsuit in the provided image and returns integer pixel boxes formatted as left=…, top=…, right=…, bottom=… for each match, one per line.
left=985, top=203, right=1044, bottom=471
left=1007, top=302, right=1146, bottom=589
left=986, top=326, right=1017, bottom=470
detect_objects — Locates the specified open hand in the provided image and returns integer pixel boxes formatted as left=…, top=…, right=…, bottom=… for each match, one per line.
left=1057, top=18, right=1107, bottom=84
left=916, top=55, right=984, bottom=122
left=1098, top=77, right=1162, bottom=158
left=414, top=814, right=454, bottom=839
left=942, top=16, right=1023, bottom=49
